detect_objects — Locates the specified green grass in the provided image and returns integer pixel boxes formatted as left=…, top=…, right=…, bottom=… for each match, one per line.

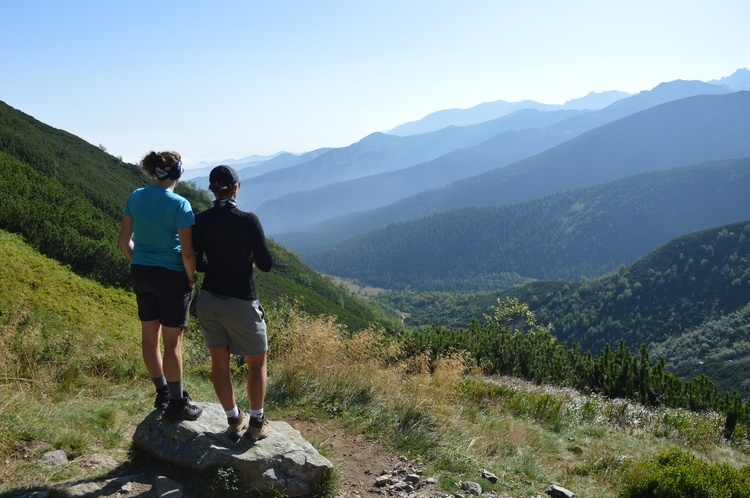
left=3, top=228, right=750, bottom=497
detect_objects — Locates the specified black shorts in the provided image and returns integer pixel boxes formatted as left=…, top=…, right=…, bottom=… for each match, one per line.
left=131, top=264, right=192, bottom=328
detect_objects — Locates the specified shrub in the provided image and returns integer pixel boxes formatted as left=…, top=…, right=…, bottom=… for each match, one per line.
left=621, top=448, right=750, bottom=497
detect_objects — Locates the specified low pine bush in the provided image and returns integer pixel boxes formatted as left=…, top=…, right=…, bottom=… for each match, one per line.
left=621, top=448, right=750, bottom=497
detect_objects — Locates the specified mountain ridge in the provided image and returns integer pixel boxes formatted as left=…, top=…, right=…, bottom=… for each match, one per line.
left=284, top=89, right=749, bottom=250
left=255, top=109, right=588, bottom=232
left=387, top=91, right=632, bottom=136
left=267, top=80, right=735, bottom=241
left=306, top=157, right=750, bottom=291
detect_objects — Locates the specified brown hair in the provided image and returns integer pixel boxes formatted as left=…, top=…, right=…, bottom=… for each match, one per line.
left=140, top=151, right=181, bottom=178
left=209, top=183, right=235, bottom=198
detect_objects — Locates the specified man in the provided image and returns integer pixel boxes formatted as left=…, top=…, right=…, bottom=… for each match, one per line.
left=193, top=165, right=273, bottom=440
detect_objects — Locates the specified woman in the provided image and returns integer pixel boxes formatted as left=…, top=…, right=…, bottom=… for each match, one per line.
left=193, top=165, right=273, bottom=440
left=118, top=151, right=202, bottom=421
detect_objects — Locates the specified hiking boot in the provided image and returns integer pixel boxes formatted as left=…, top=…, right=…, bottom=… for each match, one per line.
left=227, top=411, right=249, bottom=437
left=245, top=416, right=270, bottom=441
left=154, top=386, right=170, bottom=411
left=164, top=393, right=203, bottom=421
left=155, top=388, right=189, bottom=411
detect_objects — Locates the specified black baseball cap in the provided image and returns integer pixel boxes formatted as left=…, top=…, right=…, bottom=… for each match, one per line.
left=209, top=165, right=240, bottom=189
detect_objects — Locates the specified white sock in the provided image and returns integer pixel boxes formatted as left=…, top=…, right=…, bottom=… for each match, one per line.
left=225, top=406, right=239, bottom=419
left=249, top=408, right=264, bottom=421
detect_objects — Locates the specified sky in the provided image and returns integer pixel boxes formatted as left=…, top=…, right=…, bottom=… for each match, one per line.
left=1, top=1, right=749, bottom=168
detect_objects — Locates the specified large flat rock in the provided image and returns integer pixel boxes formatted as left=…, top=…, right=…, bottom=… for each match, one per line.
left=133, top=402, right=332, bottom=496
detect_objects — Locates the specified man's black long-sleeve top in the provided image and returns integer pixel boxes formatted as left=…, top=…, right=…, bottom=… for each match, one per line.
left=193, top=204, right=273, bottom=301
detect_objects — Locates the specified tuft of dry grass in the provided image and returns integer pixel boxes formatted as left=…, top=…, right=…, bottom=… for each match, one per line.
left=263, top=302, right=750, bottom=497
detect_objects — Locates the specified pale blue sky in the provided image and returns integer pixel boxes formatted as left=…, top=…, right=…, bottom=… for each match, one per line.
left=1, top=1, right=748, bottom=167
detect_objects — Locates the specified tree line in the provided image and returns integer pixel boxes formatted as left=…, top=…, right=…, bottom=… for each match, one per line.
left=402, top=298, right=750, bottom=440
left=380, top=220, right=750, bottom=396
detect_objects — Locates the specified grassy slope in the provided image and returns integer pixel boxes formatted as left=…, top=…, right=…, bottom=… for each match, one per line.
left=3, top=228, right=750, bottom=497
left=0, top=230, right=141, bottom=386
left=0, top=229, right=145, bottom=489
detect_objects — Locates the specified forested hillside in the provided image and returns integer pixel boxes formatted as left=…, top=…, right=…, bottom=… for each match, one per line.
left=518, top=220, right=750, bottom=352
left=511, top=220, right=750, bottom=396
left=383, top=220, right=750, bottom=395
left=0, top=101, right=210, bottom=287
left=0, top=151, right=130, bottom=286
left=398, top=220, right=750, bottom=394
left=308, top=158, right=750, bottom=291
left=0, top=100, right=395, bottom=332
left=650, top=302, right=750, bottom=397
left=0, top=100, right=211, bottom=219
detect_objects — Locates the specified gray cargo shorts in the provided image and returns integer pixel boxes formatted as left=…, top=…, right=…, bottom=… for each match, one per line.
left=197, top=290, right=268, bottom=356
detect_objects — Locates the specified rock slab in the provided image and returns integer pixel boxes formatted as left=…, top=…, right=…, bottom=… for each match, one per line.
left=133, top=403, right=332, bottom=496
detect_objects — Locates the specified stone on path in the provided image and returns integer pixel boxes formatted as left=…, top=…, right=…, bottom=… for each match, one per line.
left=133, top=402, right=333, bottom=497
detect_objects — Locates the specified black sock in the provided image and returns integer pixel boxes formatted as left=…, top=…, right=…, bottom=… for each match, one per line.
left=152, top=376, right=167, bottom=390
left=167, top=380, right=184, bottom=400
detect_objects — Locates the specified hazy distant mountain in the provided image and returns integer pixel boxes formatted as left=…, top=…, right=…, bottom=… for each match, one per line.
left=255, top=109, right=589, bottom=232
left=387, top=100, right=562, bottom=136
left=236, top=109, right=586, bottom=212
left=274, top=81, right=735, bottom=245
left=560, top=90, right=632, bottom=109
left=238, top=130, right=489, bottom=210
left=182, top=152, right=285, bottom=181
left=183, top=155, right=279, bottom=183
left=305, top=157, right=750, bottom=292
left=603, top=79, right=734, bottom=115
left=181, top=165, right=216, bottom=182
left=185, top=149, right=331, bottom=190
left=213, top=152, right=287, bottom=168
left=239, top=148, right=332, bottom=179
left=386, top=78, right=733, bottom=139
left=387, top=91, right=630, bottom=137
left=709, top=67, right=750, bottom=91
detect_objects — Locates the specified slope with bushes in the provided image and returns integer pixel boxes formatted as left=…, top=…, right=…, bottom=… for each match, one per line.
left=377, top=220, right=750, bottom=395
left=0, top=100, right=395, bottom=332
left=520, top=220, right=750, bottom=353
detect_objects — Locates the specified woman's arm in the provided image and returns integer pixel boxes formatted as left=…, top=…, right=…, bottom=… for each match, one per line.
left=118, top=215, right=134, bottom=261
left=178, top=226, right=197, bottom=288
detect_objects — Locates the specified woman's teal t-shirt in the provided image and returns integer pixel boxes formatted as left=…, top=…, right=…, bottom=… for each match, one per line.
left=123, top=186, right=195, bottom=272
